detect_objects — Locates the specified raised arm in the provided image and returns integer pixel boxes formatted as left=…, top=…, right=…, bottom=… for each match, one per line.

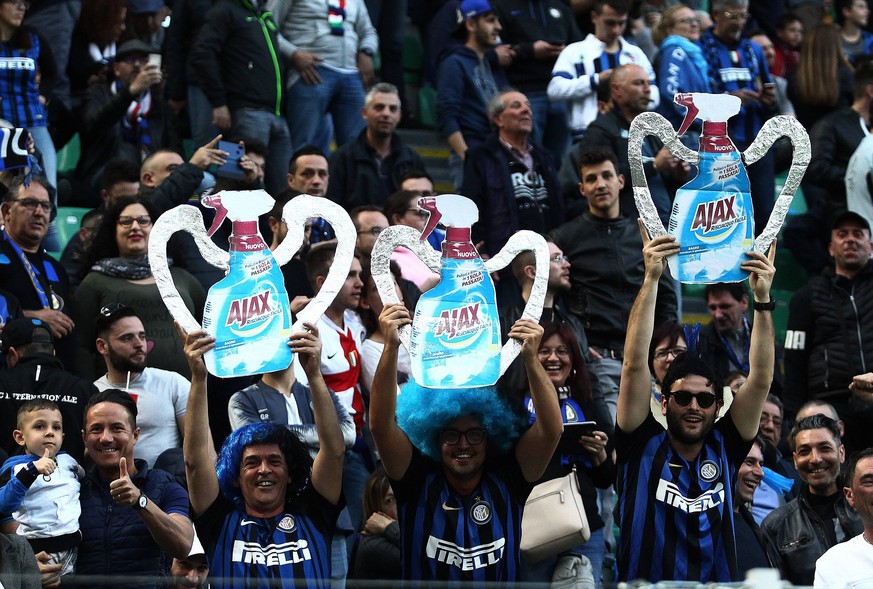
left=178, top=323, right=220, bottom=518
left=617, top=221, right=680, bottom=433
left=368, top=303, right=414, bottom=480
left=728, top=243, right=777, bottom=440
left=110, top=456, right=193, bottom=558
left=292, top=323, right=345, bottom=504
left=512, top=320, right=563, bottom=482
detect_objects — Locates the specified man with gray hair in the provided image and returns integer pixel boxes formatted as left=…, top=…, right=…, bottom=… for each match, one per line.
left=462, top=89, right=564, bottom=259
left=327, top=82, right=427, bottom=209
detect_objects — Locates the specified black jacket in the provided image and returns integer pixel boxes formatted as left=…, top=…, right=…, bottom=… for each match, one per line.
left=493, top=0, right=582, bottom=92
left=163, top=0, right=215, bottom=101
left=463, top=132, right=565, bottom=257
left=191, top=0, right=284, bottom=114
left=326, top=129, right=426, bottom=209
left=808, top=106, right=866, bottom=214
left=761, top=486, right=862, bottom=586
left=0, top=353, right=96, bottom=463
left=76, top=83, right=176, bottom=188
left=783, top=261, right=873, bottom=417
left=549, top=211, right=678, bottom=350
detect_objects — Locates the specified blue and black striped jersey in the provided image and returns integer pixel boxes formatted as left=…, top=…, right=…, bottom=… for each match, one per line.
left=699, top=30, right=773, bottom=147
left=391, top=447, right=532, bottom=583
left=196, top=487, right=341, bottom=589
left=0, top=31, right=49, bottom=128
left=615, top=412, right=751, bottom=582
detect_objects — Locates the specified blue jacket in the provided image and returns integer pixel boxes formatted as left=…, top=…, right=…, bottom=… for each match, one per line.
left=77, top=460, right=189, bottom=587
left=655, top=42, right=711, bottom=129
left=436, top=45, right=507, bottom=151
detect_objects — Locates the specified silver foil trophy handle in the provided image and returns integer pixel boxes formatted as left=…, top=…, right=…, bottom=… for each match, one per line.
left=273, top=195, right=357, bottom=331
left=370, top=225, right=440, bottom=352
left=742, top=115, right=810, bottom=253
left=629, top=112, right=699, bottom=240
left=149, top=205, right=229, bottom=334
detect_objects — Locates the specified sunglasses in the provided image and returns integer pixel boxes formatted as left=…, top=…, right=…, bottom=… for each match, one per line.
left=669, top=390, right=718, bottom=408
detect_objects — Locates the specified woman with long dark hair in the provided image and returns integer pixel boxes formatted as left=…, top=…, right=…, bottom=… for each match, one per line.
left=72, top=196, right=205, bottom=379
left=788, top=23, right=854, bottom=130
left=521, top=321, right=615, bottom=584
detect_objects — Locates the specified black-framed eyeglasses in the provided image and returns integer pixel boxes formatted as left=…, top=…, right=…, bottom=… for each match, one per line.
left=117, top=215, right=152, bottom=228
left=100, top=302, right=128, bottom=317
left=673, top=16, right=700, bottom=25
left=357, top=226, right=386, bottom=237
left=668, top=390, right=718, bottom=409
left=440, top=428, right=486, bottom=445
left=653, top=347, right=687, bottom=361
left=2, top=0, right=30, bottom=9
left=550, top=253, right=569, bottom=264
left=406, top=208, right=429, bottom=219
left=10, top=197, right=51, bottom=213
left=722, top=10, right=750, bottom=20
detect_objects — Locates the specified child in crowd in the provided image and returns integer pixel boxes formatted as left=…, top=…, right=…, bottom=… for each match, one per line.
left=0, top=399, right=83, bottom=576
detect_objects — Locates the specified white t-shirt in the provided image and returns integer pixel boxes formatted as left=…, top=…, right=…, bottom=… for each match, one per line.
left=359, top=338, right=411, bottom=396
left=815, top=533, right=873, bottom=588
left=94, top=367, right=190, bottom=467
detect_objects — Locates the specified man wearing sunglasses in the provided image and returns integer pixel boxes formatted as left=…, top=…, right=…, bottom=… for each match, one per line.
left=0, top=175, right=77, bottom=372
left=614, top=224, right=776, bottom=582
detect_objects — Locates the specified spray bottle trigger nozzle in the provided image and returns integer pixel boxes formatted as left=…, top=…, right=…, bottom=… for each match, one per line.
left=418, top=197, right=441, bottom=241
left=675, top=93, right=700, bottom=137
left=207, top=206, right=227, bottom=237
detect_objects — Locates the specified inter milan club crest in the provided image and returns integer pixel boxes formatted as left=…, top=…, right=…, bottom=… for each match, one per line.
left=471, top=500, right=492, bottom=525
left=278, top=515, right=296, bottom=532
left=699, top=460, right=720, bottom=483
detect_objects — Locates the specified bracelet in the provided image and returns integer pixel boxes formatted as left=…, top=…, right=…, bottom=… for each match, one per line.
left=753, top=299, right=776, bottom=311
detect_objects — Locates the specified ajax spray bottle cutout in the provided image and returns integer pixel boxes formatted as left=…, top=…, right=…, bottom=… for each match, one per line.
left=410, top=195, right=501, bottom=388
left=201, top=190, right=293, bottom=377
left=669, top=92, right=754, bottom=283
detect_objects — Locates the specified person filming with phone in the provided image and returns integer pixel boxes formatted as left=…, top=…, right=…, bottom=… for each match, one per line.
left=77, top=39, right=175, bottom=198
left=520, top=321, right=615, bottom=585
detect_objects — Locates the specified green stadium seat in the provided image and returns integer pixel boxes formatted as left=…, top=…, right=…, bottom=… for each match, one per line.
left=56, top=134, right=80, bottom=175
left=52, top=206, right=91, bottom=255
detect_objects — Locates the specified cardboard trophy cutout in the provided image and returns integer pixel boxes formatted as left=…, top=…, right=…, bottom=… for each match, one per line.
left=149, top=192, right=355, bottom=377
left=629, top=92, right=810, bottom=283
left=370, top=194, right=549, bottom=388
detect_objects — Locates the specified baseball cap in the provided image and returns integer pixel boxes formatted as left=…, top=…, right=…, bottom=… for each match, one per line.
left=830, top=210, right=871, bottom=232
left=0, top=318, right=53, bottom=353
left=460, top=0, right=493, bottom=19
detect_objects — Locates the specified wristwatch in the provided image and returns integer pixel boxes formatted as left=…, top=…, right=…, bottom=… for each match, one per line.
left=753, top=299, right=776, bottom=311
left=133, top=492, right=149, bottom=511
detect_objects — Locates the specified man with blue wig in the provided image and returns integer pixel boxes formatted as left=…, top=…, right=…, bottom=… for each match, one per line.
left=369, top=303, right=564, bottom=583
left=178, top=322, right=345, bottom=589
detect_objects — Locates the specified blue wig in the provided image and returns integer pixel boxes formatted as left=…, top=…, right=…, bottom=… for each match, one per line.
left=215, top=422, right=313, bottom=511
left=395, top=379, right=526, bottom=461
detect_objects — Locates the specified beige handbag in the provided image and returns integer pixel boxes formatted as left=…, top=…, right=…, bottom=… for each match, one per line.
left=520, top=465, right=591, bottom=563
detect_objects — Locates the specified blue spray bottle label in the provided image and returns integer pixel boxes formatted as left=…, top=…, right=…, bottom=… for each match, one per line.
left=668, top=93, right=754, bottom=283
left=409, top=196, right=502, bottom=388
left=201, top=195, right=293, bottom=377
